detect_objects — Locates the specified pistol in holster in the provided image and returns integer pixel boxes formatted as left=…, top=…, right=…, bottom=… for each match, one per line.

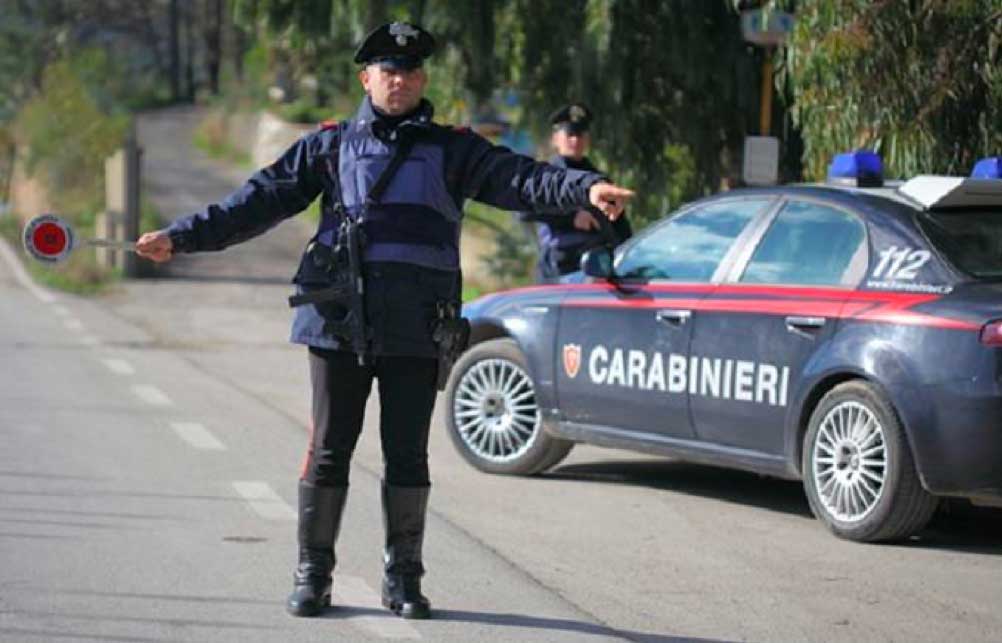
left=431, top=300, right=471, bottom=391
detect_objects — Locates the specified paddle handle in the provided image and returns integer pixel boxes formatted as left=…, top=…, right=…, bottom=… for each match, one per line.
left=80, top=238, right=137, bottom=251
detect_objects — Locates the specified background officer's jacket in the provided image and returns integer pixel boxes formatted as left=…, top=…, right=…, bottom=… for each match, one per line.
left=520, top=155, right=633, bottom=279
left=166, top=97, right=604, bottom=356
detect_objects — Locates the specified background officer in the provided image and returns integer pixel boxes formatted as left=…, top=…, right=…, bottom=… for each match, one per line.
left=520, top=103, right=633, bottom=282
left=135, top=22, right=632, bottom=622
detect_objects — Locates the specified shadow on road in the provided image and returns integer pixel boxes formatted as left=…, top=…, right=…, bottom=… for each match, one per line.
left=548, top=459, right=812, bottom=518
left=546, top=458, right=1002, bottom=554
left=328, top=605, right=736, bottom=642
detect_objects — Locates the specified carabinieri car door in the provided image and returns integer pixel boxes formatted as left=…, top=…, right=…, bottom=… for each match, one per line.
left=687, top=197, right=869, bottom=456
left=553, top=197, right=777, bottom=441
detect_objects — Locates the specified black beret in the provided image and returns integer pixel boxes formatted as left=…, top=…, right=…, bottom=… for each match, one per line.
left=549, top=103, right=593, bottom=133
left=354, top=22, right=436, bottom=68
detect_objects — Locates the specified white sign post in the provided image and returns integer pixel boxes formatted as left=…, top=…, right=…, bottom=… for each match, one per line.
left=743, top=136, right=780, bottom=186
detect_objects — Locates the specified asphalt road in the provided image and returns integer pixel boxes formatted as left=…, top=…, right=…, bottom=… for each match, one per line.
left=0, top=107, right=1000, bottom=643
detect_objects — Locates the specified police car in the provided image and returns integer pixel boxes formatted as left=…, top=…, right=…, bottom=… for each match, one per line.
left=444, top=152, right=1002, bottom=543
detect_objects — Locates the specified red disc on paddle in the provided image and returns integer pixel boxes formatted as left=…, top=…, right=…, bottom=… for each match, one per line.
left=22, top=214, right=74, bottom=263
left=32, top=222, right=67, bottom=256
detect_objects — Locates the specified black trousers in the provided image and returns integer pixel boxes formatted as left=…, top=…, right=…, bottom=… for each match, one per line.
left=302, top=347, right=438, bottom=488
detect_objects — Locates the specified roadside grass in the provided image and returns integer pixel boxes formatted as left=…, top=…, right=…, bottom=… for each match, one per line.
left=462, top=283, right=483, bottom=302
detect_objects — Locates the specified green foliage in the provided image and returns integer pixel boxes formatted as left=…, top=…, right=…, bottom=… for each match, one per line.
left=481, top=224, right=537, bottom=287
left=274, top=98, right=340, bottom=124
left=0, top=1, right=174, bottom=124
left=465, top=201, right=537, bottom=286
left=0, top=0, right=61, bottom=124
left=14, top=52, right=129, bottom=213
left=462, top=283, right=483, bottom=302
left=782, top=0, right=1002, bottom=180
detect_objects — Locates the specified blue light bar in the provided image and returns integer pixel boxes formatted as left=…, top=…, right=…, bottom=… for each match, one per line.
left=827, top=150, right=883, bottom=187
left=971, top=157, right=1002, bottom=179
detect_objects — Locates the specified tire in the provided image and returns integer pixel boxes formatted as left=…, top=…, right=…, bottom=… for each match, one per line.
left=444, top=338, right=573, bottom=475
left=802, top=380, right=939, bottom=542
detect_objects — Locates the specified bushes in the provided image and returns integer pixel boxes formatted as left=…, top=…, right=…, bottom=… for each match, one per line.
left=9, top=49, right=130, bottom=291
left=15, top=50, right=128, bottom=214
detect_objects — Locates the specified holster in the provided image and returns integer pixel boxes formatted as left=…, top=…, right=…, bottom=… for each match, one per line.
left=430, top=301, right=470, bottom=391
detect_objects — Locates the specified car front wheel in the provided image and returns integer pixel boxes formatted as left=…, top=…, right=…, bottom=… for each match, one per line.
left=802, top=380, right=938, bottom=542
left=444, top=338, right=573, bottom=475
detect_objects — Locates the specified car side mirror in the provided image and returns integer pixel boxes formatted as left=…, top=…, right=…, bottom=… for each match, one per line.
left=581, top=247, right=614, bottom=279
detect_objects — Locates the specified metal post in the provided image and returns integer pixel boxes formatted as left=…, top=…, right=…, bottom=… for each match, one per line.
left=122, top=123, right=142, bottom=277
left=759, top=47, right=774, bottom=136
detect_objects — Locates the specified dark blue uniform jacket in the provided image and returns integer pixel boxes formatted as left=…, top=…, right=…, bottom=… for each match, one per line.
left=166, top=97, right=605, bottom=356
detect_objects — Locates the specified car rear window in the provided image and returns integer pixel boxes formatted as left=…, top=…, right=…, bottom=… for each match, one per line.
left=917, top=210, right=1002, bottom=279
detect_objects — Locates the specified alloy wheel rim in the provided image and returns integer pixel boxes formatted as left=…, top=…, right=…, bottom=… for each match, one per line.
left=812, top=401, right=887, bottom=523
left=453, top=358, right=540, bottom=463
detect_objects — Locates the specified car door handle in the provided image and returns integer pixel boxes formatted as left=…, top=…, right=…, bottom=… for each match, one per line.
left=656, top=309, right=691, bottom=326
left=785, top=316, right=826, bottom=331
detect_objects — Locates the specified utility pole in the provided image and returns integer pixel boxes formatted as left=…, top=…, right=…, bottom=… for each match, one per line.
left=739, top=3, right=794, bottom=186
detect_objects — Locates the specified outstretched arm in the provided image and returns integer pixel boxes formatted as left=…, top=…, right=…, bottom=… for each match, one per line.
left=136, top=132, right=329, bottom=263
left=453, top=131, right=633, bottom=219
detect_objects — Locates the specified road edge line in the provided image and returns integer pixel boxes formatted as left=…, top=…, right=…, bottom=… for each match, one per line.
left=0, top=234, right=57, bottom=303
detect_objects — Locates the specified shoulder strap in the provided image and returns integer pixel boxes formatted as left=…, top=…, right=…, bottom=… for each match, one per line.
left=365, top=133, right=418, bottom=207
left=328, top=121, right=419, bottom=211
left=324, top=120, right=348, bottom=212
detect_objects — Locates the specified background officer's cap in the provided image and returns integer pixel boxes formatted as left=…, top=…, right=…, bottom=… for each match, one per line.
left=354, top=22, right=436, bottom=70
left=550, top=103, right=593, bottom=134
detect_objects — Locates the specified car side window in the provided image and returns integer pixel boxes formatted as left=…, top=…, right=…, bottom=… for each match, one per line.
left=615, top=199, right=769, bottom=281
left=740, top=200, right=866, bottom=286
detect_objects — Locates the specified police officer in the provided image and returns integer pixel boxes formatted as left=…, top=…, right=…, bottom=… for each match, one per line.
left=135, top=22, right=632, bottom=621
left=520, top=103, right=633, bottom=282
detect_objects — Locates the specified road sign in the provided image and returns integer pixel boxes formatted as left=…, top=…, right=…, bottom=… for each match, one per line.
left=741, top=9, right=794, bottom=47
left=743, top=136, right=780, bottom=186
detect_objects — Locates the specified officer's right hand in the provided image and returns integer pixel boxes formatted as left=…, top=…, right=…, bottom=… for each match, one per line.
left=588, top=182, right=634, bottom=220
left=135, top=230, right=174, bottom=263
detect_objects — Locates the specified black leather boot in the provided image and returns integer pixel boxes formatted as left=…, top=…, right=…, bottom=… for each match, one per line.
left=380, top=483, right=432, bottom=619
left=286, top=482, right=348, bottom=617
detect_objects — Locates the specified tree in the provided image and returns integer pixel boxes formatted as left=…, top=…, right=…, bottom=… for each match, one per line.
left=782, top=0, right=1002, bottom=180
left=503, top=1, right=778, bottom=225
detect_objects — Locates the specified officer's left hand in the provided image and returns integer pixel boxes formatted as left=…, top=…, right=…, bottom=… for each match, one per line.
left=588, top=182, right=634, bottom=220
left=573, top=210, right=600, bottom=231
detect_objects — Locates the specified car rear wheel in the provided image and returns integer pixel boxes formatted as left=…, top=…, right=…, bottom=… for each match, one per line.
left=802, top=380, right=939, bottom=542
left=445, top=338, right=573, bottom=475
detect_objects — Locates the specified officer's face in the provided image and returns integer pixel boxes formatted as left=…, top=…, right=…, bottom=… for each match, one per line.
left=360, top=65, right=427, bottom=115
left=552, top=129, right=590, bottom=160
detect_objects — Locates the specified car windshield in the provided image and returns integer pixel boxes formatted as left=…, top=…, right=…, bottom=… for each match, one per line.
left=917, top=209, right=1002, bottom=279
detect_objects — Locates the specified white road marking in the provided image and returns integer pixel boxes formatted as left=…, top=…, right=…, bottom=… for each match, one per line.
left=131, top=385, right=172, bottom=406
left=101, top=358, right=136, bottom=375
left=79, top=335, right=100, bottom=346
left=63, top=318, right=84, bottom=332
left=53, top=305, right=71, bottom=317
left=0, top=236, right=56, bottom=303
left=232, top=482, right=296, bottom=521
left=170, top=422, right=226, bottom=451
left=336, top=575, right=422, bottom=639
